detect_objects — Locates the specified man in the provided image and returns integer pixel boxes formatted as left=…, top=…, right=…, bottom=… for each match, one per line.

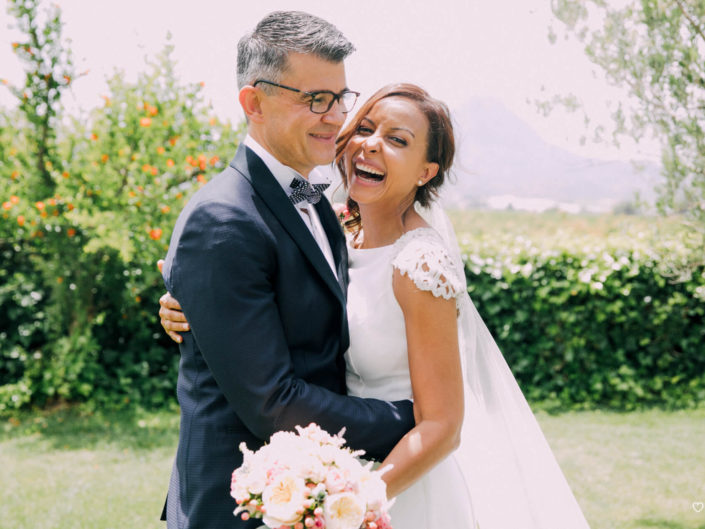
left=160, top=11, right=415, bottom=528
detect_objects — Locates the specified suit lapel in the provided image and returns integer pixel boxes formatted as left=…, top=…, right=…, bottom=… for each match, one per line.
left=230, top=145, right=346, bottom=306
left=315, top=196, right=349, bottom=297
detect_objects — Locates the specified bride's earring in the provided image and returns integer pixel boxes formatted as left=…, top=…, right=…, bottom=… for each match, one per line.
left=417, top=179, right=424, bottom=186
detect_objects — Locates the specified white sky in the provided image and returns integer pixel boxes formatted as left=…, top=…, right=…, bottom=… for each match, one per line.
left=0, top=0, right=660, bottom=162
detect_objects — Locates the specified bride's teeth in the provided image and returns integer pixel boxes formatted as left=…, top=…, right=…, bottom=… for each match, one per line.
left=355, top=162, right=384, bottom=176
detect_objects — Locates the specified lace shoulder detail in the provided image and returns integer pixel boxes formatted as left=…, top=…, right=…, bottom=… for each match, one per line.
left=391, top=228, right=465, bottom=300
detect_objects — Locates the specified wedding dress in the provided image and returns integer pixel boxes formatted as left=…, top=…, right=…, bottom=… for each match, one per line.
left=344, top=204, right=591, bottom=529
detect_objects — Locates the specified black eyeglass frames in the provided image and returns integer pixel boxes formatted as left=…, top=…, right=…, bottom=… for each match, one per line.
left=253, top=79, right=360, bottom=114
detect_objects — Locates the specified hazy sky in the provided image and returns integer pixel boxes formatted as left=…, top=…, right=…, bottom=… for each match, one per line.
left=0, top=0, right=659, bottom=162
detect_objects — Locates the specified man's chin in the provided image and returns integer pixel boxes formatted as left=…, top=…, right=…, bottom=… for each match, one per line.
left=310, top=148, right=337, bottom=167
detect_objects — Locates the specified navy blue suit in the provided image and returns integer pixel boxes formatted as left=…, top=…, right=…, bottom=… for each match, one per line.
left=161, top=145, right=415, bottom=528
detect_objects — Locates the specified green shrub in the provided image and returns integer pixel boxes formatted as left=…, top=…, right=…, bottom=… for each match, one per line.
left=0, top=1, right=243, bottom=411
left=465, top=248, right=705, bottom=409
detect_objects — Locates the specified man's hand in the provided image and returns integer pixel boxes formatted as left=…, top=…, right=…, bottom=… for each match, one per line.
left=157, top=259, right=189, bottom=343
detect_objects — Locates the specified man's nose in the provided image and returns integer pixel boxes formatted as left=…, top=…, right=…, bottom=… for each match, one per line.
left=321, top=99, right=346, bottom=127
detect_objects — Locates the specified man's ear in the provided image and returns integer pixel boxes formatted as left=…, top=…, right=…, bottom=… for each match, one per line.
left=238, top=86, right=264, bottom=124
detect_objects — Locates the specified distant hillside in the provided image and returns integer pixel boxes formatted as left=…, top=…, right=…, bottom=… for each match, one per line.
left=442, top=97, right=661, bottom=212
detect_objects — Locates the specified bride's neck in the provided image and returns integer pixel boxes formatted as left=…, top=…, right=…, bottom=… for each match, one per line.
left=357, top=202, right=419, bottom=249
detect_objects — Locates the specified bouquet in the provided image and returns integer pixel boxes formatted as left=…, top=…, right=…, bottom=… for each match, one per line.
left=231, top=423, right=393, bottom=529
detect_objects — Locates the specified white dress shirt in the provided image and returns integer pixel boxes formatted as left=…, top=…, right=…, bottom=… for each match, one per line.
left=243, top=135, right=337, bottom=277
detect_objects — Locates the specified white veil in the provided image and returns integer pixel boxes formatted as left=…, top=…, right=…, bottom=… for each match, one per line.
left=415, top=202, right=591, bottom=529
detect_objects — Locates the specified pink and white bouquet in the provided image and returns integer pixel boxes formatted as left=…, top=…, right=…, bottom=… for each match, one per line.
left=231, top=423, right=393, bottom=529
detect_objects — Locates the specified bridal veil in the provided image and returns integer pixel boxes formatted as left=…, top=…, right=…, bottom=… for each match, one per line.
left=416, top=202, right=591, bottom=529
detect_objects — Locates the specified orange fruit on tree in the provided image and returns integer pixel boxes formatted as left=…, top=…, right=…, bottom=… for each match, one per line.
left=149, top=228, right=163, bottom=240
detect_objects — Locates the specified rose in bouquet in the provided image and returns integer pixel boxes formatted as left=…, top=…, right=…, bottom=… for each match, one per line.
left=231, top=423, right=393, bottom=529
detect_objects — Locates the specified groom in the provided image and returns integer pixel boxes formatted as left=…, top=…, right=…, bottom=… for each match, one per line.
left=160, top=11, right=415, bottom=529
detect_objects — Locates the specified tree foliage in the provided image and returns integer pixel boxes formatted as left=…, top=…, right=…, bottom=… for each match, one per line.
left=0, top=0, right=244, bottom=410
left=550, top=0, right=705, bottom=258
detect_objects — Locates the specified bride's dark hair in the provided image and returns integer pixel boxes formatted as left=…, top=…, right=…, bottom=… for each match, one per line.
left=334, top=83, right=455, bottom=236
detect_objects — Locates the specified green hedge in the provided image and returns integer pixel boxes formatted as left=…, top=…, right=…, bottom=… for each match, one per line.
left=3, top=241, right=703, bottom=412
left=0, top=240, right=179, bottom=410
left=465, top=249, right=705, bottom=409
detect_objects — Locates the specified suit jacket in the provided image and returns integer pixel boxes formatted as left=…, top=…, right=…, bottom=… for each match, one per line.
left=160, top=145, right=415, bottom=528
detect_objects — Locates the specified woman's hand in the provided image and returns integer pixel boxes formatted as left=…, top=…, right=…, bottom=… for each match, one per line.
left=157, top=259, right=190, bottom=343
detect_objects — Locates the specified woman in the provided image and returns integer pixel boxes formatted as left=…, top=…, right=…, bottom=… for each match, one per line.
left=159, top=84, right=591, bottom=528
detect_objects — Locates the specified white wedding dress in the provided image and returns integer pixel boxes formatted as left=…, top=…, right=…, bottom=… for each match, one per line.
left=346, top=228, right=477, bottom=528
left=345, top=211, right=592, bottom=529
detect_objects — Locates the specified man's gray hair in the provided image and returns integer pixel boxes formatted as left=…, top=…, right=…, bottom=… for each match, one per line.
left=237, top=11, right=355, bottom=90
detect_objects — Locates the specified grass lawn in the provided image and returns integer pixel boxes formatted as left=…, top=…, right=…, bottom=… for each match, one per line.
left=2, top=406, right=704, bottom=529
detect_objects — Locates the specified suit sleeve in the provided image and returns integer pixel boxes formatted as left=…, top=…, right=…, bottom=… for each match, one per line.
left=168, top=201, right=414, bottom=460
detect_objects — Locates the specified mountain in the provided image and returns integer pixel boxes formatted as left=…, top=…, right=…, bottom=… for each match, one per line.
left=442, top=97, right=661, bottom=212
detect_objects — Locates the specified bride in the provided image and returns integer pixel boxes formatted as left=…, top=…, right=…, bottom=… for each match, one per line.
left=159, top=83, right=591, bottom=528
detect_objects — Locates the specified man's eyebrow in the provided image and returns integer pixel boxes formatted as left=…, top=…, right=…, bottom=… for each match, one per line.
left=306, top=87, right=351, bottom=95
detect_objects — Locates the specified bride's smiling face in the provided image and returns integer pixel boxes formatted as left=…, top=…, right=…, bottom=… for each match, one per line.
left=344, top=97, right=439, bottom=209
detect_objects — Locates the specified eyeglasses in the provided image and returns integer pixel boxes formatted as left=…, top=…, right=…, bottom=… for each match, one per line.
left=253, top=79, right=360, bottom=114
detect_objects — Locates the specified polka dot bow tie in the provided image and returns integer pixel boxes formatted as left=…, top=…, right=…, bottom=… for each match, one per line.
left=288, top=177, right=330, bottom=205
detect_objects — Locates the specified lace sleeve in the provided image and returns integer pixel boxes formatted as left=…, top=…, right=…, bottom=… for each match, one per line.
left=391, top=229, right=465, bottom=301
